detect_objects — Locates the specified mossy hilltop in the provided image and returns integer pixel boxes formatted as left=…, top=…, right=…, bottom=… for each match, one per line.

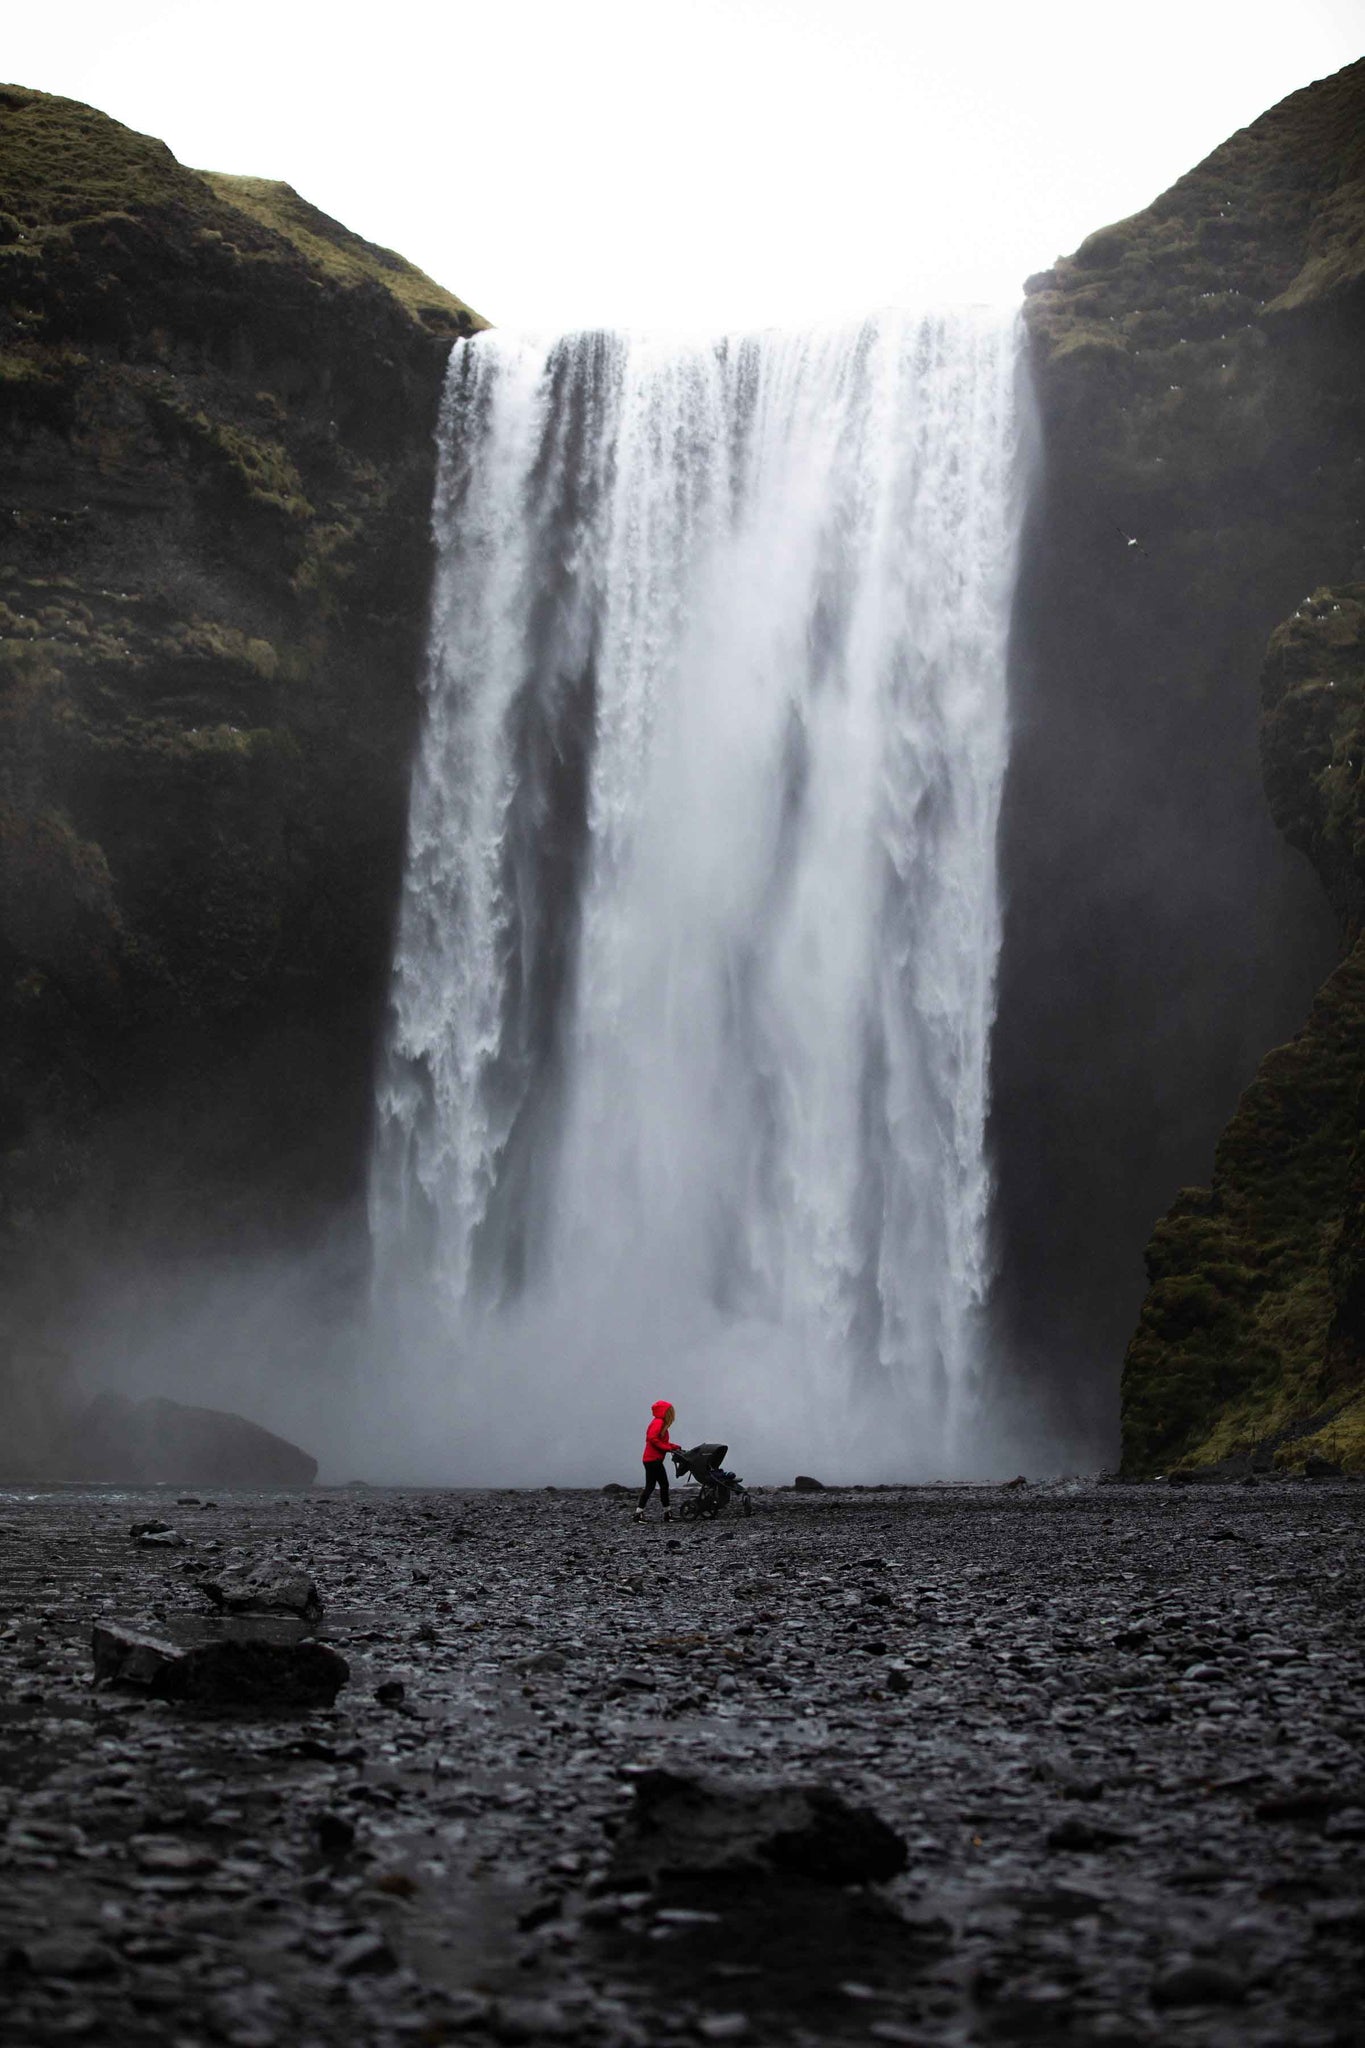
left=0, top=85, right=485, bottom=1449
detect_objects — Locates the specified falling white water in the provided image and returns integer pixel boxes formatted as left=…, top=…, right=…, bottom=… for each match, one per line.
left=369, top=309, right=1025, bottom=1483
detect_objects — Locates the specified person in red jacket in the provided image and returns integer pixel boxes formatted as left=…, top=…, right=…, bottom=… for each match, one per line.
left=635, top=1400, right=680, bottom=1523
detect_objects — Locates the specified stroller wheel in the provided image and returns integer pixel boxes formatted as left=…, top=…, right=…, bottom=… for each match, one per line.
left=741, top=1496, right=753, bottom=1518
left=678, top=1498, right=700, bottom=1521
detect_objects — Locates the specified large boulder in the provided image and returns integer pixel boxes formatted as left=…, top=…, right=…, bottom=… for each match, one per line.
left=203, top=1559, right=323, bottom=1617
left=59, top=1390, right=317, bottom=1485
left=92, top=1620, right=347, bottom=1709
left=609, top=1770, right=907, bottom=1888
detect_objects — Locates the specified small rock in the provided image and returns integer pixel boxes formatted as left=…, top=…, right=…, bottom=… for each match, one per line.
left=1046, top=1816, right=1129, bottom=1852
left=793, top=1475, right=825, bottom=1492
left=493, top=1998, right=577, bottom=2041
left=1303, top=1454, right=1342, bottom=1478
left=19, top=1937, right=122, bottom=1980
left=999, top=1474, right=1028, bottom=1491
left=133, top=1837, right=219, bottom=1876
left=1151, top=1961, right=1245, bottom=2008
left=315, top=1812, right=356, bottom=1857
left=333, top=1931, right=397, bottom=1977
left=520, top=1649, right=568, bottom=1676
left=696, top=2017, right=749, bottom=2042
left=375, top=1679, right=406, bottom=1707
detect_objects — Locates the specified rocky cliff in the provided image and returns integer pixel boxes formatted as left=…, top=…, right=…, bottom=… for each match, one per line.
left=994, top=59, right=1365, bottom=1469
left=1121, top=589, right=1365, bottom=1473
left=7, top=67, right=1365, bottom=1479
left=0, top=86, right=484, bottom=1458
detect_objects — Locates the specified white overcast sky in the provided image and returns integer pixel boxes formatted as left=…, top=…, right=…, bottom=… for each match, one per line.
left=6, top=1, right=1362, bottom=333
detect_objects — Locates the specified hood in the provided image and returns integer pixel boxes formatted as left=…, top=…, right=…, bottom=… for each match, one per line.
left=652, top=1400, right=673, bottom=1418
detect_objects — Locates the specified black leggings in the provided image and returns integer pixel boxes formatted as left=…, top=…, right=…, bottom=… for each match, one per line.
left=639, top=1460, right=670, bottom=1508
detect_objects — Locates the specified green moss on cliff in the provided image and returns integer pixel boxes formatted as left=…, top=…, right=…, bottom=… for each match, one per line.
left=0, top=84, right=487, bottom=337
left=1121, top=587, right=1365, bottom=1475
left=1261, top=585, right=1365, bottom=937
left=201, top=175, right=487, bottom=336
left=1023, top=58, right=1365, bottom=502
left=0, top=84, right=474, bottom=1401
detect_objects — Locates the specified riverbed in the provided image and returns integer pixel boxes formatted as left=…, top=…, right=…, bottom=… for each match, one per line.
left=1, top=1477, right=1361, bottom=2045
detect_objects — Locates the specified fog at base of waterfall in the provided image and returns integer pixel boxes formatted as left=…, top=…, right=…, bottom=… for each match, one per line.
left=367, top=308, right=1028, bottom=1486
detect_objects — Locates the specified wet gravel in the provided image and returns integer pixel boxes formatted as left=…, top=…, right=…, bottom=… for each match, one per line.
left=0, top=1476, right=1362, bottom=2047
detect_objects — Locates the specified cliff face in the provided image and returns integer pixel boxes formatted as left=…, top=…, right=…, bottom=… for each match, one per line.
left=0, top=86, right=485, bottom=1454
left=995, top=59, right=1365, bottom=1463
left=1121, top=589, right=1365, bottom=1473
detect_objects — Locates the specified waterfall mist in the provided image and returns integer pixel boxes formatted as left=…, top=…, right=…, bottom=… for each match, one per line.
left=367, top=309, right=1026, bottom=1485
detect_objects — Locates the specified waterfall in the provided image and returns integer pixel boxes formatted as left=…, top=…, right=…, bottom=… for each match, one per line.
left=370, top=309, right=1024, bottom=1482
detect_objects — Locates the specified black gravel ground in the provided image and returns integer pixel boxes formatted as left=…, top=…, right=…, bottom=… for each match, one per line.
left=1, top=1477, right=1362, bottom=2047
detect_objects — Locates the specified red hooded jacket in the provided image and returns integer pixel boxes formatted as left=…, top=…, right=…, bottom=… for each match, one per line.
left=643, top=1401, right=680, bottom=1463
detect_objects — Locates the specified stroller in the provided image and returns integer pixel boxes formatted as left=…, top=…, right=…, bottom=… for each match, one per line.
left=670, top=1442, right=753, bottom=1520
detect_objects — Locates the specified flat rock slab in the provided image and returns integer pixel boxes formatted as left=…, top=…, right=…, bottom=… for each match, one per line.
left=610, top=1768, right=906, bottom=1885
left=91, top=1620, right=347, bottom=1709
left=202, top=1564, right=322, bottom=1619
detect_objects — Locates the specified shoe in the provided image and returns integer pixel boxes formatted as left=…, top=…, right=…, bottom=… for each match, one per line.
left=633, top=1509, right=644, bottom=1523
left=663, top=1510, right=673, bottom=1523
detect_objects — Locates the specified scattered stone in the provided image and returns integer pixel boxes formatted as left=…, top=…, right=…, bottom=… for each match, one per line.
left=92, top=1621, right=348, bottom=1708
left=16, top=1937, right=121, bottom=1979
left=492, top=1997, right=577, bottom=2041
left=696, top=2018, right=749, bottom=2042
left=520, top=1649, right=568, bottom=1675
left=3, top=1472, right=1361, bottom=2046
left=133, top=1836, right=219, bottom=1876
left=202, top=1562, right=323, bottom=1620
left=1255, top=1785, right=1347, bottom=1822
left=1151, top=1961, right=1246, bottom=2007
left=315, top=1811, right=356, bottom=1857
left=1046, top=1816, right=1129, bottom=1851
left=375, top=1679, right=406, bottom=1707
left=601, top=1483, right=633, bottom=1495
left=610, top=1770, right=906, bottom=1886
left=333, top=1931, right=397, bottom=1977
left=1304, top=1454, right=1342, bottom=1478
left=999, top=1475, right=1028, bottom=1491
left=793, top=1475, right=825, bottom=1492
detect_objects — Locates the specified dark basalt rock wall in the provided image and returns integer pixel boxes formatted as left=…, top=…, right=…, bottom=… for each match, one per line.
left=8, top=68, right=1365, bottom=1481
left=995, top=58, right=1365, bottom=1467
left=0, top=86, right=485, bottom=1457
left=1120, top=590, right=1365, bottom=1473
